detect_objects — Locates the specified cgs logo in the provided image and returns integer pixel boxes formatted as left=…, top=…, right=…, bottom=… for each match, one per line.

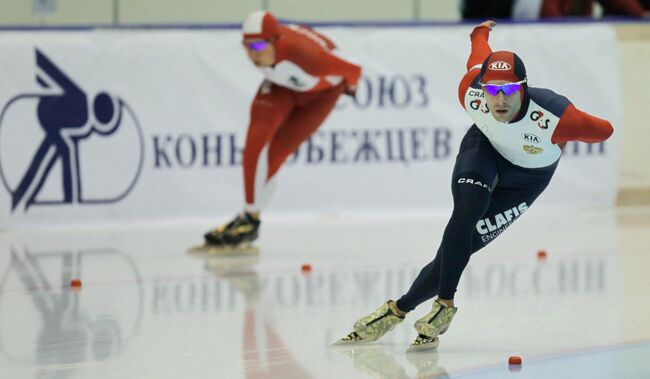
left=470, top=99, right=490, bottom=114
left=521, top=133, right=541, bottom=144
left=530, top=110, right=550, bottom=130
left=0, top=49, right=144, bottom=212
left=488, top=61, right=512, bottom=71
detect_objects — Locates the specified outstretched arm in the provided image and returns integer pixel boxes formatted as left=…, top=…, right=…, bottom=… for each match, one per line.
left=551, top=104, right=614, bottom=143
left=458, top=20, right=495, bottom=108
left=466, top=20, right=494, bottom=71
left=313, top=50, right=362, bottom=92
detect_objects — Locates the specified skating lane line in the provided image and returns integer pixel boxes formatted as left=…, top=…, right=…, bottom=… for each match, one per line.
left=447, top=338, right=650, bottom=378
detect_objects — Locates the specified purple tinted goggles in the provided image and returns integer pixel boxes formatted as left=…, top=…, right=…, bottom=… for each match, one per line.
left=480, top=79, right=527, bottom=96
left=244, top=40, right=271, bottom=52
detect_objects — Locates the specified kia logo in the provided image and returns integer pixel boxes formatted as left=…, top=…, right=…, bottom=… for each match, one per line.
left=489, top=61, right=512, bottom=71
left=522, top=133, right=541, bottom=143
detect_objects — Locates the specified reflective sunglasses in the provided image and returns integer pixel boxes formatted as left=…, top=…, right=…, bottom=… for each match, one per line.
left=480, top=79, right=527, bottom=96
left=244, top=40, right=271, bottom=52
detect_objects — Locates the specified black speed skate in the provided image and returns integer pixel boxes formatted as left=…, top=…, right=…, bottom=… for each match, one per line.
left=203, top=212, right=260, bottom=247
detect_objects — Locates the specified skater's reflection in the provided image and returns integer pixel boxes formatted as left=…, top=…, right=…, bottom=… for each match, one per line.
left=200, top=250, right=316, bottom=379
left=333, top=344, right=448, bottom=379
left=0, top=248, right=143, bottom=379
left=407, top=350, right=449, bottom=379
left=3, top=250, right=123, bottom=379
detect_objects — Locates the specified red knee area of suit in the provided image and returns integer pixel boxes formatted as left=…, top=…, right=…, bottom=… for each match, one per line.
left=243, top=83, right=344, bottom=205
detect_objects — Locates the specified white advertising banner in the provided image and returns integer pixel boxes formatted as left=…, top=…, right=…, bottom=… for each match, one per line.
left=0, top=24, right=621, bottom=227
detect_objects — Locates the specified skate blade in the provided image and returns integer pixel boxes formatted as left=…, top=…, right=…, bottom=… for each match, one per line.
left=331, top=339, right=378, bottom=348
left=331, top=333, right=377, bottom=347
left=204, top=253, right=260, bottom=273
left=406, top=338, right=439, bottom=354
left=187, top=243, right=259, bottom=256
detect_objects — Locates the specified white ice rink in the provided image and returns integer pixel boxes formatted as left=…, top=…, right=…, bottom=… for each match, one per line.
left=1, top=206, right=649, bottom=378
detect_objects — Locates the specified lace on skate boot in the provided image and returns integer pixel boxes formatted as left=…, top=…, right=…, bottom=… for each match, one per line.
left=204, top=212, right=260, bottom=246
left=407, top=334, right=439, bottom=352
left=333, top=301, right=405, bottom=346
left=407, top=300, right=457, bottom=353
left=339, top=332, right=365, bottom=343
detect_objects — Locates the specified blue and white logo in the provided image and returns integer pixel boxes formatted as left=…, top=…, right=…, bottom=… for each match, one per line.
left=0, top=49, right=144, bottom=212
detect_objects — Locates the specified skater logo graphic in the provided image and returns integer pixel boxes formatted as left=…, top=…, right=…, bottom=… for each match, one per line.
left=0, top=49, right=144, bottom=212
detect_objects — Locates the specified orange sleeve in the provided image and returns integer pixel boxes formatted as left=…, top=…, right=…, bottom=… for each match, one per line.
left=466, top=26, right=492, bottom=71
left=458, top=26, right=492, bottom=109
left=551, top=104, right=614, bottom=143
left=279, top=34, right=362, bottom=89
left=312, top=50, right=362, bottom=89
